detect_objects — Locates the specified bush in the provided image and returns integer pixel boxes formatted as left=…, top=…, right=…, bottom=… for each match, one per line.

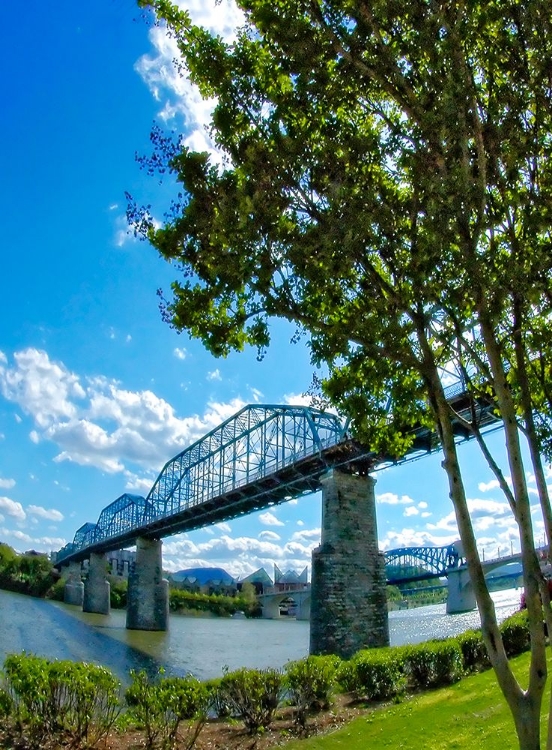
left=219, top=667, right=284, bottom=734
left=284, top=655, right=340, bottom=728
left=0, top=687, right=12, bottom=719
left=500, top=609, right=531, bottom=656
left=125, top=670, right=208, bottom=749
left=109, top=576, right=128, bottom=608
left=338, top=648, right=406, bottom=702
left=205, top=677, right=231, bottom=718
left=3, top=653, right=121, bottom=749
left=456, top=630, right=491, bottom=673
left=403, top=641, right=463, bottom=690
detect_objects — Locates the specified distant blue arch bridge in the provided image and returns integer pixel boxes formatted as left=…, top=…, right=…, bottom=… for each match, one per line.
left=56, top=380, right=500, bottom=567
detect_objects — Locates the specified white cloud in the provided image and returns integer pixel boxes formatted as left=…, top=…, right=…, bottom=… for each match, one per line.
left=29, top=430, right=40, bottom=444
left=418, top=501, right=428, bottom=509
left=377, top=492, right=414, bottom=505
left=124, top=471, right=155, bottom=495
left=136, top=0, right=246, bottom=164
left=0, top=497, right=26, bottom=521
left=478, top=479, right=501, bottom=492
left=0, top=348, right=248, bottom=477
left=0, top=528, right=32, bottom=543
left=258, top=511, right=284, bottom=527
left=380, top=528, right=458, bottom=550
left=174, top=347, right=187, bottom=360
left=207, top=369, right=222, bottom=382
left=290, top=528, right=321, bottom=544
left=0, top=527, right=66, bottom=553
left=0, top=348, right=84, bottom=429
left=161, top=531, right=313, bottom=578
left=0, top=478, right=15, bottom=490
left=215, top=522, right=231, bottom=533
left=283, top=392, right=312, bottom=407
left=27, top=505, right=64, bottom=522
left=258, top=530, right=281, bottom=541
left=426, top=498, right=514, bottom=536
left=404, top=506, right=419, bottom=517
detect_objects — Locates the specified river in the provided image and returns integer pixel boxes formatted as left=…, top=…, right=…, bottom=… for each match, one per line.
left=0, top=588, right=522, bottom=683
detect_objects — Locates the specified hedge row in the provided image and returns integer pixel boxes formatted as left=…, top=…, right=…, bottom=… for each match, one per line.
left=0, top=609, right=530, bottom=748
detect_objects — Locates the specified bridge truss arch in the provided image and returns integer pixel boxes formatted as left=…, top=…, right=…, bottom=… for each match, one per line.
left=143, top=404, right=345, bottom=523
left=385, top=544, right=461, bottom=584
left=56, top=405, right=346, bottom=561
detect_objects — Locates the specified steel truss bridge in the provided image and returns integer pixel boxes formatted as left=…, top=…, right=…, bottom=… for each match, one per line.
left=384, top=545, right=463, bottom=584
left=56, top=380, right=502, bottom=565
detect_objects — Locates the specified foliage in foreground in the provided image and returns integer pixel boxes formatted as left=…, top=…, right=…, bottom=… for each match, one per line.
left=218, top=666, right=285, bottom=734
left=2, top=653, right=120, bottom=749
left=125, top=670, right=209, bottom=749
left=0, top=610, right=531, bottom=746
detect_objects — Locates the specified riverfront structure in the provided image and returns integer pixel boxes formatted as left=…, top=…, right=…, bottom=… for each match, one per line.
left=55, top=388, right=501, bottom=656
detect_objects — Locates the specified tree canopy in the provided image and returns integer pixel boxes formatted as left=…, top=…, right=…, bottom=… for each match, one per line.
left=131, top=2, right=552, bottom=747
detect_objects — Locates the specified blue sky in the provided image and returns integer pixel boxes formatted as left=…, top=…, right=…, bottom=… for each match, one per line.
left=0, top=0, right=546, bottom=579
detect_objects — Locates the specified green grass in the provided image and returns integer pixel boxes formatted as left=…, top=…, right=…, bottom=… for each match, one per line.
left=285, top=652, right=549, bottom=750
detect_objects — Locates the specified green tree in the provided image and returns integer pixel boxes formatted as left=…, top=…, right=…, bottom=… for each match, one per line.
left=131, top=2, right=552, bottom=747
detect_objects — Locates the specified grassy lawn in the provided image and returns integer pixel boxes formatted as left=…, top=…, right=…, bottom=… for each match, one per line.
left=286, top=652, right=549, bottom=750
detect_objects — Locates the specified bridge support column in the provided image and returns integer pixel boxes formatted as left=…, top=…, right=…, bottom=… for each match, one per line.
left=126, top=538, right=169, bottom=631
left=446, top=568, right=476, bottom=614
left=83, top=553, right=111, bottom=615
left=310, top=470, right=388, bottom=659
left=62, top=562, right=84, bottom=606
left=295, top=595, right=310, bottom=621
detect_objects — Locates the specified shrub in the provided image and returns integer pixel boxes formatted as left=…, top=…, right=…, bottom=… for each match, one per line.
left=219, top=667, right=284, bottom=734
left=205, top=677, right=231, bottom=718
left=3, top=653, right=121, bottom=749
left=284, top=655, right=340, bottom=728
left=109, top=576, right=128, bottom=608
left=338, top=648, right=406, bottom=702
left=403, top=641, right=463, bottom=690
left=4, top=652, right=56, bottom=747
left=500, top=609, right=530, bottom=656
left=0, top=687, right=13, bottom=719
left=456, top=630, right=491, bottom=673
left=125, top=670, right=208, bottom=749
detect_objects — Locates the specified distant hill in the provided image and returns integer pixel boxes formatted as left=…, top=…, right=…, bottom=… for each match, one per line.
left=170, top=567, right=235, bottom=584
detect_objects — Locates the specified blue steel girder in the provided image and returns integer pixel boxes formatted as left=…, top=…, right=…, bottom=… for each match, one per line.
left=385, top=544, right=460, bottom=583
left=73, top=522, right=99, bottom=549
left=143, top=405, right=343, bottom=524
left=95, top=494, right=147, bottom=543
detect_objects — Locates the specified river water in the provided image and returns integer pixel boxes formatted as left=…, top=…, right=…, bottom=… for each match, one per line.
left=0, top=588, right=522, bottom=683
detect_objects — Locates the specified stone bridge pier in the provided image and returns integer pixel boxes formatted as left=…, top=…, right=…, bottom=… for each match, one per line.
left=446, top=567, right=477, bottom=614
left=83, top=553, right=111, bottom=615
left=126, top=537, right=169, bottom=631
left=310, top=470, right=389, bottom=659
left=61, top=561, right=84, bottom=606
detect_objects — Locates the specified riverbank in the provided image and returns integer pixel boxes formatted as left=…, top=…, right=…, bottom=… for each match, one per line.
left=0, top=644, right=532, bottom=750
left=78, top=651, right=533, bottom=750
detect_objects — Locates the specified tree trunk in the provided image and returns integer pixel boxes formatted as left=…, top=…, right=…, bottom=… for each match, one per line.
left=478, top=311, right=547, bottom=748
left=417, top=328, right=540, bottom=749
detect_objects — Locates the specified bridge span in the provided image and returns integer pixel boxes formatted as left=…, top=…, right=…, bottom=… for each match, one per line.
left=55, top=384, right=503, bottom=658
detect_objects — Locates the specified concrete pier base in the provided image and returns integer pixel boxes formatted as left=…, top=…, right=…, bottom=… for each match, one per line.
left=126, top=537, right=169, bottom=631
left=62, top=562, right=84, bottom=606
left=446, top=568, right=476, bottom=613
left=310, top=470, right=389, bottom=659
left=83, top=553, right=111, bottom=615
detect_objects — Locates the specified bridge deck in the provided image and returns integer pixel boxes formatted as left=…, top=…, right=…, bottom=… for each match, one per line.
left=56, top=387, right=503, bottom=565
